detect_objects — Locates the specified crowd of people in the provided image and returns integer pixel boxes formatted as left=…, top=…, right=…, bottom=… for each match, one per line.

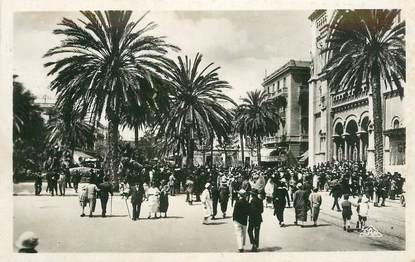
left=27, top=145, right=406, bottom=252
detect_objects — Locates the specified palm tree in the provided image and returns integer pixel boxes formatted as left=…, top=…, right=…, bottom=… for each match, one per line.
left=13, top=75, right=47, bottom=173
left=13, top=75, right=43, bottom=139
left=323, top=10, right=405, bottom=176
left=121, top=77, right=169, bottom=148
left=236, top=90, right=282, bottom=165
left=46, top=103, right=96, bottom=165
left=44, top=11, right=179, bottom=187
left=156, top=53, right=235, bottom=168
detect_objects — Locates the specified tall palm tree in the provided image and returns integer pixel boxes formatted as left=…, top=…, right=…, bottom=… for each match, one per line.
left=236, top=90, right=282, bottom=165
left=44, top=11, right=179, bottom=187
left=323, top=10, right=405, bottom=176
left=156, top=53, right=235, bottom=168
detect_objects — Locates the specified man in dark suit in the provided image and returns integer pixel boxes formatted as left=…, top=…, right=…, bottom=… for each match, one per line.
left=129, top=181, right=145, bottom=221
left=99, top=176, right=114, bottom=217
left=211, top=182, right=220, bottom=219
left=248, top=189, right=263, bottom=252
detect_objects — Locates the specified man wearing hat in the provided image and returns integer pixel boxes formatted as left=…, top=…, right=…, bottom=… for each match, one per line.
left=218, top=177, right=230, bottom=218
left=86, top=178, right=100, bottom=217
left=248, top=189, right=263, bottom=252
left=15, top=231, right=39, bottom=253
left=201, top=182, right=213, bottom=224
left=293, top=183, right=308, bottom=226
left=273, top=180, right=290, bottom=227
left=211, top=181, right=220, bottom=220
left=128, top=180, right=145, bottom=220
left=232, top=189, right=250, bottom=252
left=168, top=172, right=176, bottom=196
left=99, top=176, right=114, bottom=217
left=309, top=187, right=322, bottom=226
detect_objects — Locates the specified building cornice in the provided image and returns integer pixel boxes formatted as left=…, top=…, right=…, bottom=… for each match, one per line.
left=263, top=60, right=311, bottom=86
left=308, top=10, right=326, bottom=21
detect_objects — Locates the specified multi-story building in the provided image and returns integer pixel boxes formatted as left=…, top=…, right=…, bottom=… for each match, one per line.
left=35, top=95, right=55, bottom=122
left=261, top=60, right=311, bottom=163
left=308, top=10, right=406, bottom=175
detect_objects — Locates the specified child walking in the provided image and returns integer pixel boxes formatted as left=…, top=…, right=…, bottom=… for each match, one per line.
left=341, top=194, right=353, bottom=232
left=356, top=194, right=370, bottom=230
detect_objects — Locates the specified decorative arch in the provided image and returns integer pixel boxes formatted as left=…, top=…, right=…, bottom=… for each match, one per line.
left=358, top=111, right=369, bottom=128
left=344, top=114, right=358, bottom=132
left=334, top=122, right=344, bottom=136
left=345, top=119, right=358, bottom=134
left=391, top=116, right=401, bottom=129
left=333, top=117, right=344, bottom=128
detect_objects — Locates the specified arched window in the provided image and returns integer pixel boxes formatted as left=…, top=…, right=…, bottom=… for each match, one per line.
left=393, top=119, right=400, bottom=129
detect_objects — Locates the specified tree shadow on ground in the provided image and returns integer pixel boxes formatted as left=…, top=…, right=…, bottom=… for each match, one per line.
left=259, top=246, right=282, bottom=252
left=158, top=216, right=184, bottom=219
left=280, top=224, right=299, bottom=228
left=301, top=224, right=331, bottom=228
left=205, top=222, right=227, bottom=225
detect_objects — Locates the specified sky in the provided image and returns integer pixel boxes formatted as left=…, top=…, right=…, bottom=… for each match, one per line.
left=13, top=10, right=312, bottom=139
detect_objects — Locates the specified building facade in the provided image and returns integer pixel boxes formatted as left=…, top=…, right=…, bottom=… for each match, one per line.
left=261, top=60, right=311, bottom=163
left=308, top=10, right=406, bottom=175
left=191, top=135, right=258, bottom=167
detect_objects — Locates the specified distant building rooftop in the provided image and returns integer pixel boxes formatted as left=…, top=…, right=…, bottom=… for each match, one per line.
left=262, top=60, right=311, bottom=86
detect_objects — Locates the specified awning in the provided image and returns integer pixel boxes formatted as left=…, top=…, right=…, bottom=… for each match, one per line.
left=73, top=150, right=96, bottom=164
left=298, top=151, right=309, bottom=162
left=261, top=147, right=276, bottom=156
left=69, top=166, right=100, bottom=175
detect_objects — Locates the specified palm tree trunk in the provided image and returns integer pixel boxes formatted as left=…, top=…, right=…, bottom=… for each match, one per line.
left=134, top=123, right=139, bottom=148
left=210, top=137, right=214, bottom=169
left=240, top=133, right=245, bottom=167
left=70, top=143, right=76, bottom=167
left=371, top=71, right=384, bottom=177
left=224, top=147, right=227, bottom=168
left=107, top=116, right=120, bottom=191
left=256, top=135, right=262, bottom=166
left=186, top=110, right=195, bottom=168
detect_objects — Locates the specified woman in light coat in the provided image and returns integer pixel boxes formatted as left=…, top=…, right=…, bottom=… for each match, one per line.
left=146, top=182, right=160, bottom=219
left=201, top=183, right=213, bottom=224
left=264, top=178, right=275, bottom=208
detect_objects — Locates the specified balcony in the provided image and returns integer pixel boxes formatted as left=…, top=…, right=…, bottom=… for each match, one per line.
left=280, top=87, right=288, bottom=96
left=331, top=88, right=369, bottom=107
left=263, top=137, right=278, bottom=145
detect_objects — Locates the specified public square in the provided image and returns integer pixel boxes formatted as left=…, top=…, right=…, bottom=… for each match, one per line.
left=10, top=8, right=407, bottom=257
left=14, top=183, right=404, bottom=252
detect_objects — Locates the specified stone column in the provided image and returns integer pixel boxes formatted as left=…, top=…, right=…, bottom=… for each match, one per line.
left=384, top=135, right=390, bottom=172
left=357, top=132, right=363, bottom=161
left=333, top=139, right=338, bottom=161
left=308, top=80, right=315, bottom=167
left=344, top=138, right=348, bottom=160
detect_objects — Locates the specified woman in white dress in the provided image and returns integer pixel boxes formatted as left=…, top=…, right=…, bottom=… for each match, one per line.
left=146, top=183, right=160, bottom=219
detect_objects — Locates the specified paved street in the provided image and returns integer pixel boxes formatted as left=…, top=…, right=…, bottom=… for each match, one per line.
left=14, top=183, right=405, bottom=252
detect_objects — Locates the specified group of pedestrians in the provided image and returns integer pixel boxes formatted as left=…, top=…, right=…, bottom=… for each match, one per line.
left=119, top=179, right=170, bottom=220
left=79, top=176, right=114, bottom=218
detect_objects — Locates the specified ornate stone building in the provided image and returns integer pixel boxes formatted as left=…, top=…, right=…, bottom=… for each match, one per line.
left=261, top=60, right=311, bottom=163
left=308, top=10, right=406, bottom=175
